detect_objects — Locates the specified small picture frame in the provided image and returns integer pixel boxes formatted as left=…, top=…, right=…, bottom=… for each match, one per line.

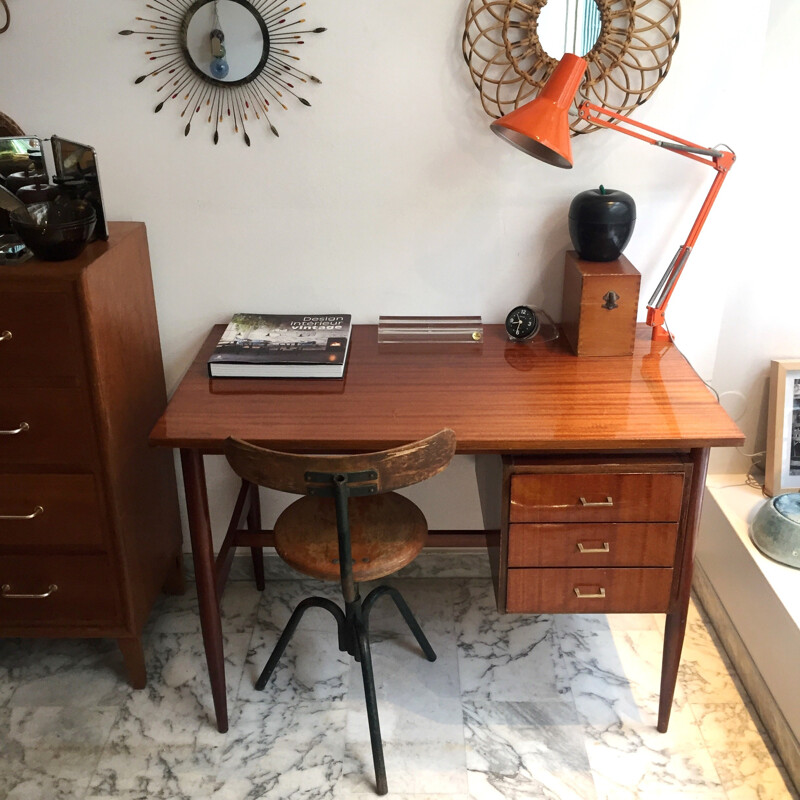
left=765, top=359, right=800, bottom=497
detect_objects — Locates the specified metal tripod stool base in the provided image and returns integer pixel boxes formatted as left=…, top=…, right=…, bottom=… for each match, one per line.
left=255, top=584, right=436, bottom=796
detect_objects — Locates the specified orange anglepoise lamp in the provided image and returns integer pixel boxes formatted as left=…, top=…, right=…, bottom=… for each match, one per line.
left=491, top=53, right=735, bottom=342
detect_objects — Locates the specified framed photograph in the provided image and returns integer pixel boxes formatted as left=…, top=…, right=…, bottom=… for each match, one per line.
left=765, top=359, right=800, bottom=497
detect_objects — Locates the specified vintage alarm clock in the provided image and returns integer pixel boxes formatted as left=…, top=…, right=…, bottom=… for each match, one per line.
left=505, top=305, right=540, bottom=341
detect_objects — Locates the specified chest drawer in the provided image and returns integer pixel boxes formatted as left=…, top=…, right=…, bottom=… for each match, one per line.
left=506, top=567, right=673, bottom=613
left=0, top=388, right=97, bottom=467
left=0, top=554, right=122, bottom=628
left=0, top=474, right=105, bottom=549
left=0, top=290, right=84, bottom=384
left=507, top=522, right=678, bottom=567
left=509, top=472, right=684, bottom=523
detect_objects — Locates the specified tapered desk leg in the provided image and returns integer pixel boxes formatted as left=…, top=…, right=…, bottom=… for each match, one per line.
left=659, top=447, right=710, bottom=733
left=181, top=448, right=228, bottom=733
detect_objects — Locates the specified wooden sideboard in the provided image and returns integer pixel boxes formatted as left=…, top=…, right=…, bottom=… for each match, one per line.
left=0, top=222, right=183, bottom=687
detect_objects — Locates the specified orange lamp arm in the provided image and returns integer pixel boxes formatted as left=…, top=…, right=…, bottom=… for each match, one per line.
left=578, top=102, right=736, bottom=341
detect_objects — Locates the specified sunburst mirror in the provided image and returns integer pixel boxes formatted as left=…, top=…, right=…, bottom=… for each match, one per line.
left=120, top=0, right=325, bottom=145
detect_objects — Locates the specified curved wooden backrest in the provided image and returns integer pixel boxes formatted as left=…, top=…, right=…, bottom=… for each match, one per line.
left=224, top=428, right=456, bottom=495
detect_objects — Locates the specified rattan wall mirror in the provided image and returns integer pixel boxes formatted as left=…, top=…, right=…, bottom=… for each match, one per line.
left=463, top=0, right=680, bottom=134
left=120, top=0, right=325, bottom=145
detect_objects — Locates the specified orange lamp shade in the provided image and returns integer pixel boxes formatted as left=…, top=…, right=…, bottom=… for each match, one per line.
left=490, top=53, right=587, bottom=168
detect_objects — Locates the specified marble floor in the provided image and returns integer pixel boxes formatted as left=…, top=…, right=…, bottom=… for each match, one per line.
left=1, top=570, right=797, bottom=800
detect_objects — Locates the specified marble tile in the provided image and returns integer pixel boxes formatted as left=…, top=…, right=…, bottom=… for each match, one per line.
left=555, top=615, right=686, bottom=724
left=679, top=603, right=748, bottom=705
left=338, top=631, right=466, bottom=796
left=252, top=578, right=347, bottom=634
left=581, top=702, right=726, bottom=798
left=147, top=581, right=262, bottom=636
left=0, top=705, right=117, bottom=800
left=709, top=741, right=800, bottom=799
left=3, top=637, right=132, bottom=708
left=85, top=631, right=251, bottom=798
left=345, top=631, right=462, bottom=737
left=0, top=575, right=796, bottom=800
left=216, top=700, right=348, bottom=800
left=455, top=578, right=560, bottom=700
left=692, top=701, right=770, bottom=748
left=360, top=577, right=459, bottom=637
left=463, top=699, right=595, bottom=800
left=340, top=739, right=468, bottom=797
left=241, top=624, right=351, bottom=705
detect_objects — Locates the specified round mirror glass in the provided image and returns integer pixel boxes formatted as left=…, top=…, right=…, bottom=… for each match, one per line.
left=185, top=0, right=268, bottom=83
left=537, top=0, right=602, bottom=59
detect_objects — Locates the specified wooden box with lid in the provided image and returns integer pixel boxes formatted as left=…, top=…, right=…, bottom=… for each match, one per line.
left=0, top=222, right=183, bottom=687
left=560, top=250, right=641, bottom=356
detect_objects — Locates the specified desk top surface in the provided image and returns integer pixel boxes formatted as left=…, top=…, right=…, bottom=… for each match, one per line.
left=150, top=324, right=744, bottom=453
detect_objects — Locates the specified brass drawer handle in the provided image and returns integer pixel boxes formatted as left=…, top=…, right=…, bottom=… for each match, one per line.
left=1, top=583, right=58, bottom=599
left=0, top=330, right=11, bottom=342
left=579, top=496, right=613, bottom=507
left=0, top=421, right=29, bottom=435
left=573, top=587, right=606, bottom=599
left=577, top=541, right=610, bottom=554
left=0, top=505, right=43, bottom=520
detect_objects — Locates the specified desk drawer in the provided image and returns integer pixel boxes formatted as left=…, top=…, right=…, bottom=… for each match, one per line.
left=0, top=474, right=105, bottom=549
left=506, top=567, right=673, bottom=613
left=507, top=522, right=678, bottom=568
left=0, top=389, right=96, bottom=467
left=0, top=290, right=84, bottom=384
left=0, top=554, right=122, bottom=627
left=509, top=472, right=684, bottom=523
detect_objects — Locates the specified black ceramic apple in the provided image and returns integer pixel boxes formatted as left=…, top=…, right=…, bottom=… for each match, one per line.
left=568, top=185, right=636, bottom=261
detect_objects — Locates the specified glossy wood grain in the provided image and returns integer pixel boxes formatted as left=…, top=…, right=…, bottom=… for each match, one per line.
left=509, top=472, right=685, bottom=523
left=0, top=388, right=97, bottom=467
left=0, top=289, right=85, bottom=386
left=0, top=474, right=105, bottom=550
left=150, top=325, right=744, bottom=453
left=506, top=566, right=674, bottom=613
left=0, top=553, right=122, bottom=627
left=507, top=522, right=678, bottom=567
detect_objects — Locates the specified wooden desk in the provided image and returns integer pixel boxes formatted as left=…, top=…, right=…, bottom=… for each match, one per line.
left=150, top=323, right=743, bottom=732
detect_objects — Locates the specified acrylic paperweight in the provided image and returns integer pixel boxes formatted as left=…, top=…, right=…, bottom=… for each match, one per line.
left=377, top=316, right=483, bottom=344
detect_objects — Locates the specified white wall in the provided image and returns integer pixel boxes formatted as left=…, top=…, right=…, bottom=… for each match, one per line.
left=707, top=0, right=800, bottom=472
left=1, top=0, right=792, bottom=545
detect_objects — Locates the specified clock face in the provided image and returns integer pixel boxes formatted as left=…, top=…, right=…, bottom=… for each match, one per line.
left=505, top=305, right=540, bottom=341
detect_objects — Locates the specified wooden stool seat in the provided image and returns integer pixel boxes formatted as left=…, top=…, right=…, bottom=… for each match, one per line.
left=275, top=492, right=427, bottom=582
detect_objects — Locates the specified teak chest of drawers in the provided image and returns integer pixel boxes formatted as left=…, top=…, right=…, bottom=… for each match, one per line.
left=0, top=222, right=182, bottom=687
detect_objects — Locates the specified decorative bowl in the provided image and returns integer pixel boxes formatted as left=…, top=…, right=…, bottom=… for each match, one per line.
left=751, top=493, right=800, bottom=568
left=10, top=199, right=96, bottom=261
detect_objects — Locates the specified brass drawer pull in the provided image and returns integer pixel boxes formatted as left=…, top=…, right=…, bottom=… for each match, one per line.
left=573, top=587, right=606, bottom=599
left=0, top=421, right=29, bottom=436
left=0, top=505, right=43, bottom=520
left=1, top=583, right=58, bottom=599
left=0, top=330, right=11, bottom=342
left=577, top=541, right=610, bottom=554
left=579, top=496, right=613, bottom=507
